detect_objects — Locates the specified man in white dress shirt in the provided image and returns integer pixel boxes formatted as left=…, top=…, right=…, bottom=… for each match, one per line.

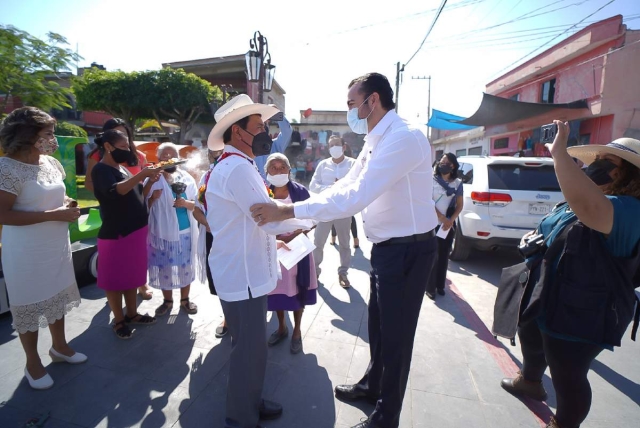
left=250, top=73, right=438, bottom=428
left=205, top=95, right=313, bottom=428
left=309, top=135, right=356, bottom=287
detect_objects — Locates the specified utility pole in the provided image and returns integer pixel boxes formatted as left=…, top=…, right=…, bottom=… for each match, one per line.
left=394, top=62, right=404, bottom=113
left=411, top=76, right=431, bottom=120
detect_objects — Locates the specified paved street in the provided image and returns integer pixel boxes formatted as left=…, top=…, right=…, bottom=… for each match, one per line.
left=0, top=220, right=639, bottom=428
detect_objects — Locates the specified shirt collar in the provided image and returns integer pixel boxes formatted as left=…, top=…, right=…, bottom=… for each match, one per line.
left=224, top=145, right=254, bottom=164
left=365, top=110, right=397, bottom=145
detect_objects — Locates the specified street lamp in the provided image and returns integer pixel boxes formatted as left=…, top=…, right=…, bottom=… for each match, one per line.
left=245, top=31, right=276, bottom=103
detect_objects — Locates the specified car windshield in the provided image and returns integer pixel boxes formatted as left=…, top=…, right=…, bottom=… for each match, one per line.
left=488, top=164, right=561, bottom=191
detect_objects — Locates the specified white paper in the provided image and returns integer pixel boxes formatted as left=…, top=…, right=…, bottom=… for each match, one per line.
left=436, top=225, right=451, bottom=239
left=277, top=233, right=316, bottom=270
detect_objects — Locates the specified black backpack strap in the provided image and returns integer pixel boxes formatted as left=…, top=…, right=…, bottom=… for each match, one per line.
left=632, top=296, right=640, bottom=341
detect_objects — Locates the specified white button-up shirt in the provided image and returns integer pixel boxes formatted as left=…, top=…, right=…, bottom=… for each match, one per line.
left=309, top=156, right=357, bottom=194
left=293, top=110, right=438, bottom=243
left=206, top=146, right=313, bottom=302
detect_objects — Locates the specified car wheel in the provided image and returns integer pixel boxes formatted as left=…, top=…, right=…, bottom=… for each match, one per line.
left=89, top=251, right=98, bottom=279
left=449, top=222, right=471, bottom=261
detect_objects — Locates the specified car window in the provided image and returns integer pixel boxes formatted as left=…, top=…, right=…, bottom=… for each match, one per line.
left=459, top=162, right=473, bottom=184
left=488, top=164, right=560, bottom=191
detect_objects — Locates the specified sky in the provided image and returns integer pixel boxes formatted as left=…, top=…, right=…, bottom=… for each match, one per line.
left=1, top=0, right=639, bottom=123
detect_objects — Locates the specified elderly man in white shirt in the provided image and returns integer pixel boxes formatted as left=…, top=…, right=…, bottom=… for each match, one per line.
left=251, top=73, right=438, bottom=428
left=205, top=95, right=313, bottom=428
left=309, top=135, right=356, bottom=287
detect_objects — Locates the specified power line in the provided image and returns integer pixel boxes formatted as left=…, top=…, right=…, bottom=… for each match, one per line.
left=487, top=0, right=617, bottom=79
left=405, top=0, right=449, bottom=67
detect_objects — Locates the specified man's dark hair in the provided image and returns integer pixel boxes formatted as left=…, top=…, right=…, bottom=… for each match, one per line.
left=348, top=72, right=396, bottom=111
left=223, top=116, right=251, bottom=143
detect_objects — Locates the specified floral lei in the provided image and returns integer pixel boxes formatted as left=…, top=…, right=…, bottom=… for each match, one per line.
left=197, top=152, right=273, bottom=212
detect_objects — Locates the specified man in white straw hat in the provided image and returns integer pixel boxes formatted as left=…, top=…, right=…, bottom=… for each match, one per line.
left=499, top=120, right=640, bottom=428
left=204, top=94, right=314, bottom=428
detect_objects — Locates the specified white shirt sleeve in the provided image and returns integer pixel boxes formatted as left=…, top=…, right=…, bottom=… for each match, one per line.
left=309, top=160, right=332, bottom=193
left=293, top=132, right=425, bottom=222
left=226, top=163, right=314, bottom=235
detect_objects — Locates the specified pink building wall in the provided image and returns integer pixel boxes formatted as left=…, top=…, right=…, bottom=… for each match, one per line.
left=484, top=15, right=640, bottom=154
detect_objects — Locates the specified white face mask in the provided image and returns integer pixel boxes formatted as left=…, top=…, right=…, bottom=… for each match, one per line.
left=329, top=146, right=344, bottom=159
left=267, top=173, right=290, bottom=187
left=347, top=95, right=373, bottom=135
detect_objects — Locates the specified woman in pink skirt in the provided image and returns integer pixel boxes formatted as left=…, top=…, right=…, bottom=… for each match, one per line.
left=264, top=154, right=318, bottom=354
left=91, top=130, right=161, bottom=339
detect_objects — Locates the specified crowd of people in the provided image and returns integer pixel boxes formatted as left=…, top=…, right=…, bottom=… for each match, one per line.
left=1, top=70, right=640, bottom=428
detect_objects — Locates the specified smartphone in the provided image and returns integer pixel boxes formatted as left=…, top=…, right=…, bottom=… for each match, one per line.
left=270, top=112, right=284, bottom=122
left=540, top=123, right=558, bottom=143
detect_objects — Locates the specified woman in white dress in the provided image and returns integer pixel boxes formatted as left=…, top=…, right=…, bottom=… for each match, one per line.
left=0, top=107, right=87, bottom=390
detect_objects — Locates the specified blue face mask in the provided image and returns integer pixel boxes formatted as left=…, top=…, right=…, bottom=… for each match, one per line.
left=347, top=95, right=373, bottom=135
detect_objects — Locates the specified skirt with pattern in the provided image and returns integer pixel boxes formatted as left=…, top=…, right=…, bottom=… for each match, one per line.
left=148, top=231, right=194, bottom=290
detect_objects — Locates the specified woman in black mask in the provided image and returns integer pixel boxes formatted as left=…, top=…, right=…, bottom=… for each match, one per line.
left=92, top=130, right=161, bottom=339
left=500, top=121, right=640, bottom=428
left=426, top=153, right=463, bottom=300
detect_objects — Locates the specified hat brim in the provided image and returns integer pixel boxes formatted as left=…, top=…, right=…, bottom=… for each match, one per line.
left=208, top=104, right=279, bottom=151
left=568, top=144, right=640, bottom=170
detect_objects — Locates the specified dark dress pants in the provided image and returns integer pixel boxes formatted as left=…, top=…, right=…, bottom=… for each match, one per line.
left=518, top=318, right=604, bottom=428
left=426, top=224, right=454, bottom=295
left=357, top=237, right=437, bottom=428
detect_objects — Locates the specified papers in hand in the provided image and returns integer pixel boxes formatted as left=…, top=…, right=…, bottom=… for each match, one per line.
left=277, top=233, right=316, bottom=270
left=436, top=225, right=451, bottom=239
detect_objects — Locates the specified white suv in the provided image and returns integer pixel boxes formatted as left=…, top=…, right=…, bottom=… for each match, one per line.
left=449, top=156, right=563, bottom=261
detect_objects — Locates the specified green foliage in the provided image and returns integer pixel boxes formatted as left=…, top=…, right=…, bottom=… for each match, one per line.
left=0, top=25, right=81, bottom=112
left=55, top=121, right=88, bottom=138
left=72, top=68, right=154, bottom=132
left=72, top=67, right=222, bottom=143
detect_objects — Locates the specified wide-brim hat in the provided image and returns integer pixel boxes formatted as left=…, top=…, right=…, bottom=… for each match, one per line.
left=568, top=138, right=640, bottom=170
left=207, top=94, right=279, bottom=151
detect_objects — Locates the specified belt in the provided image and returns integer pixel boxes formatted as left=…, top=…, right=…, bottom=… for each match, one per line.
left=375, top=229, right=436, bottom=246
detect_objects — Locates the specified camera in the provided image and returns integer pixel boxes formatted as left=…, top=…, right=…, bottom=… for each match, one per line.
left=518, top=233, right=546, bottom=258
left=540, top=123, right=558, bottom=143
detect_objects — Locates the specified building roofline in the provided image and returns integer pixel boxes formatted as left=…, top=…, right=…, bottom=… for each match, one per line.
left=162, top=54, right=246, bottom=69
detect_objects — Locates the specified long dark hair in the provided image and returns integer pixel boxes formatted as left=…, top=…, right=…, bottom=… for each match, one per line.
left=605, top=159, right=640, bottom=200
left=94, top=130, right=128, bottom=149
left=435, top=152, right=460, bottom=179
left=88, top=118, right=137, bottom=165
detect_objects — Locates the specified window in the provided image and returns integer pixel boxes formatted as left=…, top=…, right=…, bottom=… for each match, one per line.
left=459, top=162, right=474, bottom=184
left=509, top=94, right=520, bottom=101
left=488, top=164, right=560, bottom=191
left=468, top=147, right=482, bottom=155
left=435, top=149, right=444, bottom=161
left=456, top=149, right=467, bottom=157
left=579, top=134, right=591, bottom=145
left=540, top=79, right=556, bottom=104
left=493, top=137, right=509, bottom=150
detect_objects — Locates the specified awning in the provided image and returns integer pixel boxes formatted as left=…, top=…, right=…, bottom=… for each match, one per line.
left=452, top=93, right=589, bottom=127
left=427, top=109, right=477, bottom=131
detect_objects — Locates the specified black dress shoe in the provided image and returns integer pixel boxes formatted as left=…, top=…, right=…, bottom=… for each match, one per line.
left=334, top=384, right=379, bottom=404
left=425, top=291, right=435, bottom=300
left=259, top=399, right=283, bottom=420
left=437, top=288, right=445, bottom=296
left=351, top=418, right=377, bottom=428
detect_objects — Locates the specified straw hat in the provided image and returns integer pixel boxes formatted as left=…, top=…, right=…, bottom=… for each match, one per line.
left=568, top=138, right=640, bottom=170
left=207, top=94, right=279, bottom=151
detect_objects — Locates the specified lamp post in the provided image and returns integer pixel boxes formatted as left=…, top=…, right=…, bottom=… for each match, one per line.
left=245, top=31, right=276, bottom=103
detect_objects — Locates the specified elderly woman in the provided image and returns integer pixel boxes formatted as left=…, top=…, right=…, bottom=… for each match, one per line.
left=85, top=118, right=154, bottom=300
left=0, top=107, right=86, bottom=390
left=92, top=130, right=160, bottom=339
left=426, top=153, right=463, bottom=300
left=500, top=121, right=640, bottom=428
left=146, top=143, right=200, bottom=316
left=264, top=153, right=318, bottom=354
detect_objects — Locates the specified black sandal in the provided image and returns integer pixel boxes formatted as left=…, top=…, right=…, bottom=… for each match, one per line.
left=124, top=313, right=157, bottom=325
left=113, top=320, right=132, bottom=339
left=155, top=299, right=173, bottom=317
left=180, top=298, right=198, bottom=315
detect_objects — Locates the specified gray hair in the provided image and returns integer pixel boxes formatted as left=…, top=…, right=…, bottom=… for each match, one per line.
left=264, top=152, right=291, bottom=173
left=157, top=142, right=179, bottom=157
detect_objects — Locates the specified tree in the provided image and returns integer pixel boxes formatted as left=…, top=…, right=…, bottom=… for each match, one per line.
left=0, top=25, right=80, bottom=113
left=72, top=68, right=154, bottom=133
left=146, top=68, right=221, bottom=143
left=55, top=121, right=88, bottom=138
